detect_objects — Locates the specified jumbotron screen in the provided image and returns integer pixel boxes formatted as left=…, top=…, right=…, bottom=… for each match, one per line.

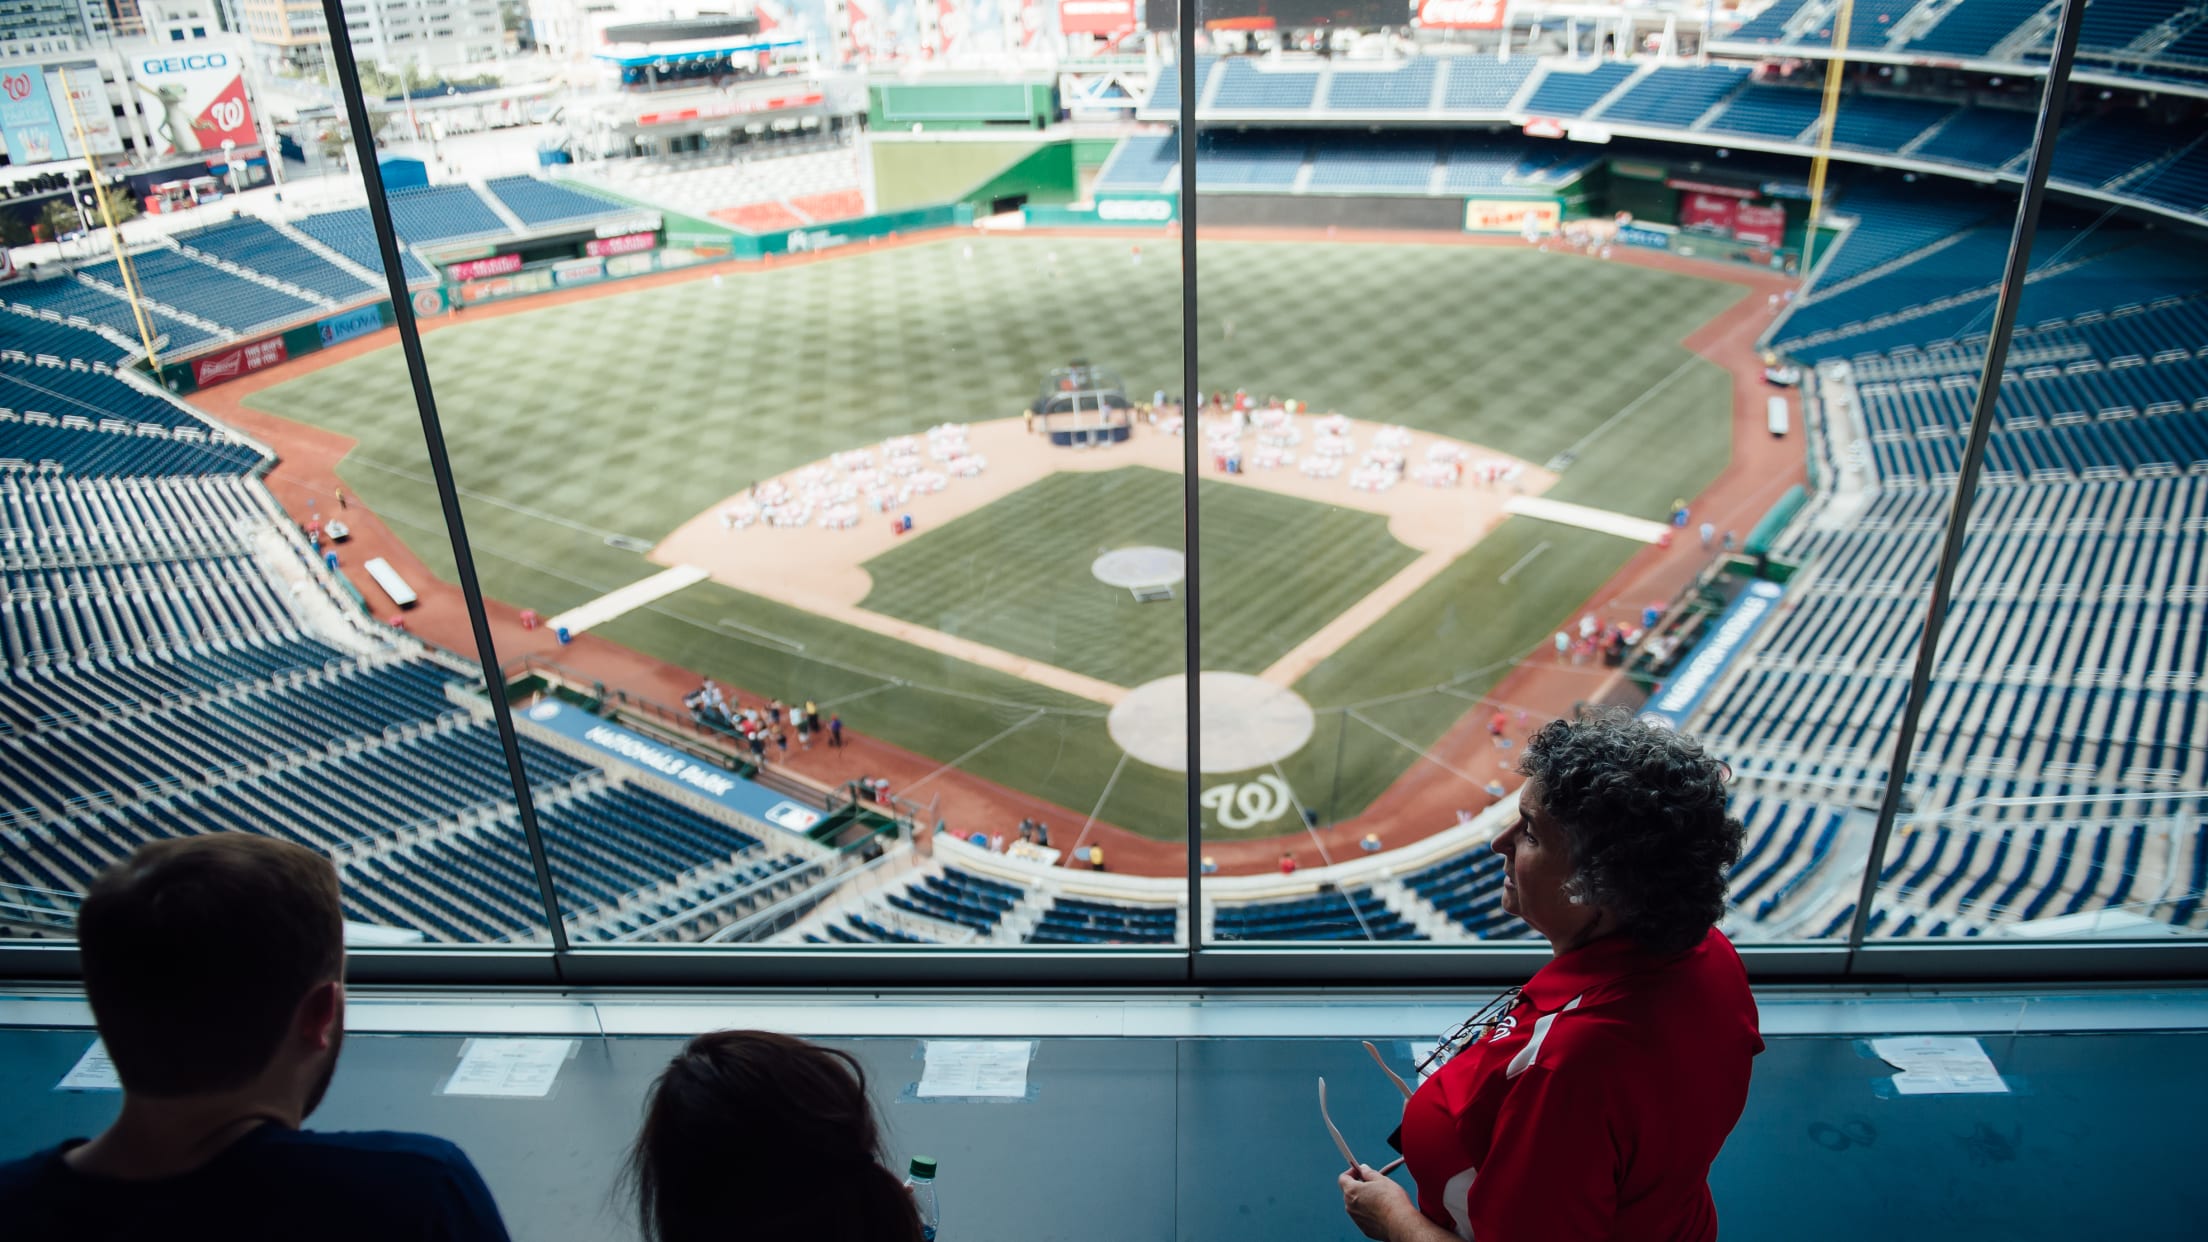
left=1143, top=0, right=1410, bottom=30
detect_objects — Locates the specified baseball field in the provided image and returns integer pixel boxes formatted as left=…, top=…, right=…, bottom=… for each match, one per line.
left=243, top=234, right=1743, bottom=841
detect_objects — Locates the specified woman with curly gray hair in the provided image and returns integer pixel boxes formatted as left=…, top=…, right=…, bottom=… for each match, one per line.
left=1342, top=710, right=1763, bottom=1242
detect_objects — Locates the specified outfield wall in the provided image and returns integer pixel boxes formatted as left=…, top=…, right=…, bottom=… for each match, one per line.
left=1189, top=194, right=1474, bottom=232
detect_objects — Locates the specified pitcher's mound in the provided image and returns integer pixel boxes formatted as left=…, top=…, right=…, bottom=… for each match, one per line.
left=1108, top=672, right=1315, bottom=773
left=1092, top=546, right=1185, bottom=589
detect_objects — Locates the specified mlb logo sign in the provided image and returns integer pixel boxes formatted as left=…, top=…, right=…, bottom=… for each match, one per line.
left=1418, top=0, right=1507, bottom=28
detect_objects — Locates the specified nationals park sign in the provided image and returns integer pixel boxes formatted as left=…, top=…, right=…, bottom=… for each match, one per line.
left=1639, top=580, right=1785, bottom=729
left=521, top=699, right=824, bottom=835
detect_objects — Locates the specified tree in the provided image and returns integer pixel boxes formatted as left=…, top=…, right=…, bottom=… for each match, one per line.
left=40, top=198, right=86, bottom=243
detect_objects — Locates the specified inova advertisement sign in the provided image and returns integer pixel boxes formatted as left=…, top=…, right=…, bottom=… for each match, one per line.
left=132, top=47, right=257, bottom=156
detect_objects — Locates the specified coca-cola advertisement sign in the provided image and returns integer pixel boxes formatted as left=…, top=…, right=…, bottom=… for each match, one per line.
left=191, top=337, right=287, bottom=387
left=585, top=232, right=656, bottom=258
left=1418, top=0, right=1506, bottom=29
left=448, top=253, right=522, bottom=281
left=1059, top=0, right=1136, bottom=34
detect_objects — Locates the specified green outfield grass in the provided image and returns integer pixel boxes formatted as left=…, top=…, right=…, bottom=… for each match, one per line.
left=246, top=235, right=1742, bottom=840
left=860, top=467, right=1416, bottom=687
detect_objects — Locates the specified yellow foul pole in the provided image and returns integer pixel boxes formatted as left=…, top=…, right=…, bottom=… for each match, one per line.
left=1800, top=0, right=1854, bottom=280
left=57, top=66, right=161, bottom=371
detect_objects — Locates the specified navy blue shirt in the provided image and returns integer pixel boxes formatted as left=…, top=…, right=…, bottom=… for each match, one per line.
left=0, top=1125, right=511, bottom=1242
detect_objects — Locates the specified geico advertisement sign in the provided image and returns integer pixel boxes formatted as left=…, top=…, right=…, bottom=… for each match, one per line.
left=136, top=52, right=232, bottom=77
left=1096, top=197, right=1173, bottom=222
left=132, top=48, right=255, bottom=155
left=1417, top=0, right=1506, bottom=29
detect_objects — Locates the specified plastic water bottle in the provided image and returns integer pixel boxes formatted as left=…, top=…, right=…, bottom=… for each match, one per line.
left=905, top=1155, right=939, bottom=1240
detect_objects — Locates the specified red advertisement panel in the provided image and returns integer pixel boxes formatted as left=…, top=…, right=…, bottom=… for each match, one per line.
left=1060, top=0, right=1135, bottom=33
left=585, top=232, right=657, bottom=258
left=1680, top=192, right=1739, bottom=234
left=1734, top=202, right=1787, bottom=248
left=1418, top=0, right=1506, bottom=29
left=191, top=337, right=287, bottom=387
left=448, top=253, right=522, bottom=281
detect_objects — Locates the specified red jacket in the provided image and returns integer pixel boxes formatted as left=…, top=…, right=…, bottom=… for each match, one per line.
left=1400, top=928, right=1762, bottom=1241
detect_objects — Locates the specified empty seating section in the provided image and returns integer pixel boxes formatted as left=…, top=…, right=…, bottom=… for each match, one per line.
left=0, top=659, right=468, bottom=812
left=1440, top=57, right=1535, bottom=110
left=2131, top=142, right=2208, bottom=215
left=1708, top=85, right=1823, bottom=140
left=0, top=421, right=259, bottom=478
left=1812, top=189, right=1990, bottom=289
left=588, top=853, right=815, bottom=943
left=885, top=866, right=1022, bottom=934
left=1905, top=0, right=2043, bottom=55
left=484, top=176, right=620, bottom=226
left=582, top=145, right=861, bottom=221
left=1830, top=94, right=1955, bottom=150
left=1324, top=58, right=1437, bottom=110
left=1403, top=848, right=1530, bottom=938
left=2, top=307, right=132, bottom=365
left=1306, top=136, right=1442, bottom=190
left=1796, top=0, right=1923, bottom=48
left=2077, top=0, right=2184, bottom=53
left=1213, top=887, right=1422, bottom=940
left=1193, top=133, right=1307, bottom=188
left=1095, top=132, right=1179, bottom=190
left=1028, top=895, right=1177, bottom=944
left=3, top=361, right=212, bottom=433
left=381, top=184, right=509, bottom=243
left=0, top=275, right=214, bottom=355
left=80, top=248, right=317, bottom=333
left=1443, top=147, right=1522, bottom=190
left=1597, top=65, right=1747, bottom=126
left=172, top=218, right=375, bottom=301
left=1911, top=107, right=2037, bottom=169
left=294, top=208, right=437, bottom=283
left=2049, top=116, right=2183, bottom=190
left=1688, top=454, right=2206, bottom=931
left=1211, top=59, right=1321, bottom=110
left=1520, top=62, right=1637, bottom=117
left=0, top=637, right=344, bottom=732
left=0, top=554, right=300, bottom=669
left=1144, top=55, right=1215, bottom=113
left=1728, top=0, right=1816, bottom=42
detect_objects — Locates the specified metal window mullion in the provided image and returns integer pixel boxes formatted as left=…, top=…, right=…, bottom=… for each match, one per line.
left=1843, top=0, right=2090, bottom=964
left=319, top=0, right=572, bottom=964
left=1179, top=9, right=1203, bottom=981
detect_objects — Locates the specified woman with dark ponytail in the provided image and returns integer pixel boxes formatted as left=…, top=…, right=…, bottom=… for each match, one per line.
left=623, top=1030, right=925, bottom=1242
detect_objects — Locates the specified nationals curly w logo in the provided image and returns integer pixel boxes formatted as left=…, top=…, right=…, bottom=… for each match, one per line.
left=3, top=74, right=32, bottom=103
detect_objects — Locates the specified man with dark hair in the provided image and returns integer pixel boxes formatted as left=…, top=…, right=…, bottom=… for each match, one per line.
left=0, top=834, right=511, bottom=1241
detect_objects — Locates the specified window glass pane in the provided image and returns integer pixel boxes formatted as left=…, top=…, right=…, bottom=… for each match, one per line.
left=1172, top=14, right=2057, bottom=947
left=236, top=11, right=1193, bottom=949
left=1869, top=187, right=2208, bottom=943
left=1, top=27, right=541, bottom=945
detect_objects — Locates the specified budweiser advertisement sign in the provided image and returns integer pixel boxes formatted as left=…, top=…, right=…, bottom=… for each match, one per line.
left=1734, top=202, right=1786, bottom=249
left=1418, top=0, right=1507, bottom=30
left=192, top=337, right=287, bottom=387
left=1060, top=0, right=1135, bottom=34
left=585, top=232, right=656, bottom=258
left=448, top=253, right=522, bottom=281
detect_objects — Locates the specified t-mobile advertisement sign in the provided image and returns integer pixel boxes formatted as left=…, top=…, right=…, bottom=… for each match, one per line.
left=448, top=253, right=523, bottom=281
left=585, top=232, right=656, bottom=257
